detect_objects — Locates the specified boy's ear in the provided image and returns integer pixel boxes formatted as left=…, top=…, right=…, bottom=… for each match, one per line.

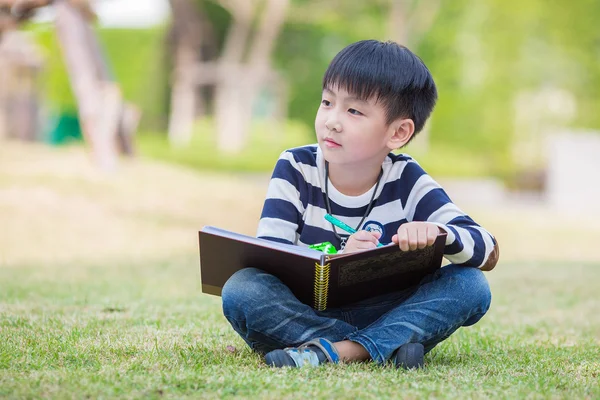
left=387, top=118, right=415, bottom=150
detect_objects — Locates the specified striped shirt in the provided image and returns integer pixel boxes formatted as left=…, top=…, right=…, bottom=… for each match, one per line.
left=257, top=145, right=497, bottom=269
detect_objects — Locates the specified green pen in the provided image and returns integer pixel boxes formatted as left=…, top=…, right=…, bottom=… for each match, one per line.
left=324, top=214, right=384, bottom=247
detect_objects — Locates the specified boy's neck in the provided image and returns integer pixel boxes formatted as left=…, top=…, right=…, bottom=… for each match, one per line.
left=327, top=161, right=384, bottom=196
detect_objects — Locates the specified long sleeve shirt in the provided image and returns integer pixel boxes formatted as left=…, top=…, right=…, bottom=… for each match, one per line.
left=257, top=145, right=499, bottom=270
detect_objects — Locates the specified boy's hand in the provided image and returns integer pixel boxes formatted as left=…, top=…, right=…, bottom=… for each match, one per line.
left=392, top=222, right=440, bottom=251
left=342, top=230, right=382, bottom=254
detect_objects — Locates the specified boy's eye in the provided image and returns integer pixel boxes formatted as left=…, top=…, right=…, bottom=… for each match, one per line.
left=348, top=108, right=363, bottom=116
left=321, top=100, right=331, bottom=106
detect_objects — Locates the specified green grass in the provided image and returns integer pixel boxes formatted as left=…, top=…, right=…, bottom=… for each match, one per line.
left=137, top=118, right=311, bottom=173
left=1, top=256, right=599, bottom=399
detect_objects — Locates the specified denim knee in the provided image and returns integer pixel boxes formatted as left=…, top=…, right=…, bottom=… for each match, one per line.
left=443, top=265, right=492, bottom=315
left=221, top=267, right=264, bottom=319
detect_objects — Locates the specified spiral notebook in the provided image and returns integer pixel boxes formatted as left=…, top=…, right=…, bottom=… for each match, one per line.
left=198, top=226, right=446, bottom=311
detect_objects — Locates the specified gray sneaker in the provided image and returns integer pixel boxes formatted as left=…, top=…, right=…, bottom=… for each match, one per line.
left=265, top=338, right=340, bottom=368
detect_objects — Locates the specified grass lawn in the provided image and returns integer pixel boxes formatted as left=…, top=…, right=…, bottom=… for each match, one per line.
left=1, top=142, right=599, bottom=398
left=1, top=258, right=599, bottom=399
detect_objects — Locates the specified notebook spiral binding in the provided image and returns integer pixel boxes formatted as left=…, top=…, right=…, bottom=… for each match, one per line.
left=313, top=262, right=331, bottom=311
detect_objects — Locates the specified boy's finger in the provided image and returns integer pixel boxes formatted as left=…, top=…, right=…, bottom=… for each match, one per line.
left=408, top=229, right=418, bottom=251
left=427, top=225, right=438, bottom=246
left=360, top=241, right=378, bottom=250
left=397, top=228, right=409, bottom=251
left=370, top=231, right=382, bottom=246
left=417, top=227, right=427, bottom=249
left=351, top=231, right=367, bottom=241
left=354, top=230, right=379, bottom=245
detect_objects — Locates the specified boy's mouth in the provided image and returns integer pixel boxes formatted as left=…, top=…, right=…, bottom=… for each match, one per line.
left=323, top=138, right=341, bottom=148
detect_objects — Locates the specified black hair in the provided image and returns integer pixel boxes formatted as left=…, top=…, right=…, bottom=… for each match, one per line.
left=322, top=40, right=437, bottom=136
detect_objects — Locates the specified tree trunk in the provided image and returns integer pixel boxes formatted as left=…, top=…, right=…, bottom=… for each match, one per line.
left=167, top=0, right=205, bottom=146
left=0, top=30, right=42, bottom=142
left=215, top=0, right=288, bottom=154
left=168, top=46, right=197, bottom=146
left=213, top=0, right=253, bottom=153
left=389, top=0, right=410, bottom=46
left=0, top=35, right=8, bottom=139
left=389, top=0, right=441, bottom=49
left=54, top=0, right=118, bottom=170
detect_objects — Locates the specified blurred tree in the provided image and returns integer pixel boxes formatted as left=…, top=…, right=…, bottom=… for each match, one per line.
left=274, top=0, right=391, bottom=138
left=167, top=0, right=289, bottom=153
left=2, top=0, right=140, bottom=170
left=18, top=0, right=600, bottom=178
left=167, top=0, right=209, bottom=145
left=277, top=0, right=599, bottom=179
left=388, top=0, right=440, bottom=49
left=52, top=0, right=139, bottom=169
left=0, top=0, right=94, bottom=144
left=414, top=0, right=600, bottom=181
left=0, top=31, right=43, bottom=141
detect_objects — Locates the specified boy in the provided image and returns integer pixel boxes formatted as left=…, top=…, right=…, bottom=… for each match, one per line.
left=221, top=40, right=499, bottom=369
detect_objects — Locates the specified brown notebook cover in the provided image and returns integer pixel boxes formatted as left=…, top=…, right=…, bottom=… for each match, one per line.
left=199, top=226, right=446, bottom=310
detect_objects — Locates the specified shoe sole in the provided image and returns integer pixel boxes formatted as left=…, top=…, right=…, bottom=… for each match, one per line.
left=395, top=343, right=424, bottom=369
left=265, top=349, right=297, bottom=367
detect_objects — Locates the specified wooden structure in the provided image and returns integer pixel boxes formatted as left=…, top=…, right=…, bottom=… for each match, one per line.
left=0, top=0, right=139, bottom=170
left=0, top=30, right=43, bottom=141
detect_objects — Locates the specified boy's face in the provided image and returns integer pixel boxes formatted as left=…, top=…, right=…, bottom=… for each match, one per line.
left=315, top=86, right=399, bottom=168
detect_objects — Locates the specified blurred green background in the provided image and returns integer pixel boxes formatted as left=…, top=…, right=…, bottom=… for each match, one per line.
left=23, top=0, right=600, bottom=180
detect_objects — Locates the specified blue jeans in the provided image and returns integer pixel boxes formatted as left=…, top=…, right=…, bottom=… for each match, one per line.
left=221, top=264, right=491, bottom=364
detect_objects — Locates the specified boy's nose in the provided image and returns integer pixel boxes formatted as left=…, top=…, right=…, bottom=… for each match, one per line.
left=325, top=118, right=342, bottom=132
